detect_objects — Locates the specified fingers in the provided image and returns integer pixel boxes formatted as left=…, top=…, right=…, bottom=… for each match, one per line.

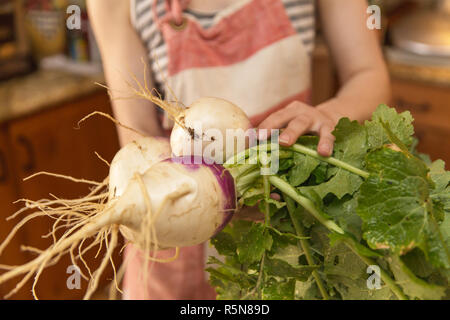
left=257, top=101, right=337, bottom=156
left=317, top=124, right=336, bottom=157
left=270, top=193, right=281, bottom=201
left=278, top=115, right=311, bottom=146
left=257, top=102, right=308, bottom=140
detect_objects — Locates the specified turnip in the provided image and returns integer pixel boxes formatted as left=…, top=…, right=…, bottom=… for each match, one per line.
left=108, top=136, right=171, bottom=199
left=117, top=75, right=253, bottom=164
left=0, top=74, right=252, bottom=299
left=0, top=139, right=236, bottom=299
left=169, top=97, right=253, bottom=163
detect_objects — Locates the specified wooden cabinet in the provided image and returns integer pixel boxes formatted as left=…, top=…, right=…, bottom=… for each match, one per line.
left=0, top=125, right=30, bottom=299
left=0, top=90, right=121, bottom=299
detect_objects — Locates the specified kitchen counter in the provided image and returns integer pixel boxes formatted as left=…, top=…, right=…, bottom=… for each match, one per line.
left=0, top=69, right=105, bottom=123
left=385, top=47, right=450, bottom=87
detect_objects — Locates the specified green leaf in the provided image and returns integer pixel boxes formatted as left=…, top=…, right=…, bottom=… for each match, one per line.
left=208, top=105, right=450, bottom=300
left=324, top=242, right=366, bottom=280
left=294, top=205, right=318, bottom=229
left=332, top=118, right=368, bottom=168
left=357, top=148, right=431, bottom=254
left=388, top=255, right=446, bottom=300
left=429, top=159, right=450, bottom=214
left=325, top=234, right=395, bottom=300
left=262, top=278, right=296, bottom=300
left=208, top=270, right=249, bottom=300
left=264, top=257, right=317, bottom=281
left=325, top=196, right=363, bottom=239
left=237, top=223, right=273, bottom=264
left=401, top=249, right=434, bottom=278
left=210, top=232, right=236, bottom=256
left=303, top=171, right=363, bottom=200
left=295, top=278, right=321, bottom=300
left=422, top=212, right=450, bottom=269
left=240, top=186, right=264, bottom=207
left=279, top=158, right=294, bottom=171
left=328, top=275, right=395, bottom=300
left=326, top=235, right=395, bottom=300
left=365, top=104, right=415, bottom=150
left=270, top=243, right=304, bottom=266
left=300, top=118, right=366, bottom=199
left=296, top=135, right=319, bottom=148
left=426, top=160, right=450, bottom=269
left=311, top=162, right=328, bottom=184
left=227, top=220, right=253, bottom=241
left=288, top=152, right=320, bottom=187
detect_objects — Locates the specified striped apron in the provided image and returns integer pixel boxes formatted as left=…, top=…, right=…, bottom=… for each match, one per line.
left=123, top=0, right=315, bottom=299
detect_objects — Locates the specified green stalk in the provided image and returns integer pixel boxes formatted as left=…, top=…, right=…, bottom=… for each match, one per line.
left=262, top=169, right=271, bottom=227
left=225, top=142, right=369, bottom=179
left=236, top=169, right=260, bottom=192
left=228, top=163, right=258, bottom=179
left=254, top=164, right=272, bottom=298
left=255, top=252, right=266, bottom=299
left=224, top=143, right=280, bottom=167
left=289, top=144, right=370, bottom=179
left=269, top=176, right=344, bottom=234
left=285, top=196, right=330, bottom=300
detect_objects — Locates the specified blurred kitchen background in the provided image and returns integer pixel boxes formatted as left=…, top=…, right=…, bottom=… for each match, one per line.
left=0, top=0, right=449, bottom=299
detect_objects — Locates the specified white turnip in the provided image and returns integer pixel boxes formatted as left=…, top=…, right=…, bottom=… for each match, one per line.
left=169, top=97, right=253, bottom=163
left=108, top=136, right=171, bottom=199
left=0, top=73, right=252, bottom=299
left=0, top=139, right=236, bottom=299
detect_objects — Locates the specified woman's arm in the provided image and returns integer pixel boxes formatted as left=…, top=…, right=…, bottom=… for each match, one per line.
left=258, top=0, right=390, bottom=156
left=87, top=0, right=163, bottom=146
left=317, top=0, right=391, bottom=122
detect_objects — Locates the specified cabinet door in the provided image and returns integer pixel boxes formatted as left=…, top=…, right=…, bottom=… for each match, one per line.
left=8, top=91, right=121, bottom=299
left=391, top=78, right=450, bottom=167
left=0, top=125, right=31, bottom=299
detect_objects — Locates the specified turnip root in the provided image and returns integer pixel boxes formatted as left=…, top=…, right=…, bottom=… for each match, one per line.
left=0, top=70, right=252, bottom=299
left=0, top=137, right=236, bottom=299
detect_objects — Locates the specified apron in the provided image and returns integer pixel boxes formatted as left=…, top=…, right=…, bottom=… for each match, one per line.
left=123, top=0, right=312, bottom=300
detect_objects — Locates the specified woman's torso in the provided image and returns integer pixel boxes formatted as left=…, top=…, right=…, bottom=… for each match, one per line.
left=130, top=0, right=315, bottom=127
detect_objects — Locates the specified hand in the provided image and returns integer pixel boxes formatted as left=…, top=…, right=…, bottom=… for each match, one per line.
left=257, top=101, right=342, bottom=157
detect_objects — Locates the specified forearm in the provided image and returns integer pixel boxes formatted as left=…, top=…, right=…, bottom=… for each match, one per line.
left=100, top=39, right=164, bottom=146
left=317, top=65, right=391, bottom=124
left=88, top=0, right=163, bottom=147
left=111, top=105, right=163, bottom=147
left=317, top=0, right=391, bottom=125
left=105, top=68, right=164, bottom=146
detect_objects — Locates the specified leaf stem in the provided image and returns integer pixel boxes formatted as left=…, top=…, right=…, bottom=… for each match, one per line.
left=255, top=252, right=266, bottom=299
left=269, top=176, right=344, bottom=234
left=266, top=226, right=309, bottom=241
left=236, top=169, right=261, bottom=193
left=254, top=167, right=272, bottom=299
left=262, top=173, right=271, bottom=228
left=285, top=196, right=330, bottom=300
left=288, top=144, right=370, bottom=179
